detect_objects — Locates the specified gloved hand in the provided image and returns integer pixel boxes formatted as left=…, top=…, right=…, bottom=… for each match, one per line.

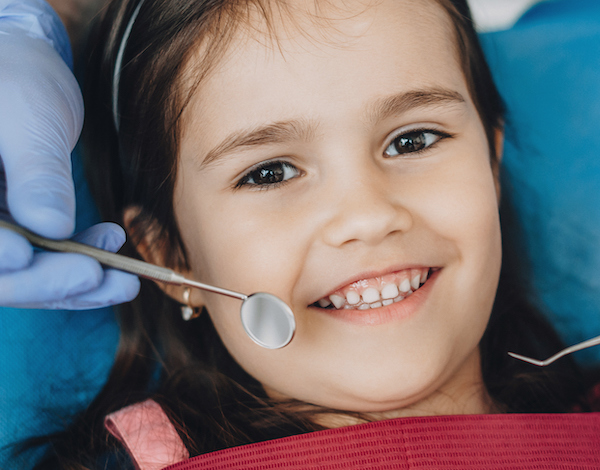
left=0, top=222, right=141, bottom=309
left=0, top=0, right=140, bottom=309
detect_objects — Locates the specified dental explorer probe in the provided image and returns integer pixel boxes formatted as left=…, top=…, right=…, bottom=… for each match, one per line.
left=508, top=334, right=600, bottom=367
left=0, top=220, right=295, bottom=349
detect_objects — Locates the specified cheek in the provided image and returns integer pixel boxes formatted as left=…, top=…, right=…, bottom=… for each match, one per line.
left=432, top=155, right=503, bottom=335
left=433, top=168, right=501, bottom=255
left=173, top=180, right=304, bottom=354
left=410, top=140, right=502, bottom=327
left=421, top=134, right=502, bottom=266
left=179, top=185, right=313, bottom=298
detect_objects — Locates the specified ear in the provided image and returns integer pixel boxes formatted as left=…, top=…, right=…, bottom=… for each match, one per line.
left=492, top=126, right=504, bottom=202
left=123, top=206, right=205, bottom=309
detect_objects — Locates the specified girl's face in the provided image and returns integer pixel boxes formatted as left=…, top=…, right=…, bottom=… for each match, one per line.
left=171, top=0, right=502, bottom=418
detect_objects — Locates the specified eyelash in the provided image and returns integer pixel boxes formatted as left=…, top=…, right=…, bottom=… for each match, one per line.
left=384, top=128, right=451, bottom=158
left=234, top=129, right=451, bottom=189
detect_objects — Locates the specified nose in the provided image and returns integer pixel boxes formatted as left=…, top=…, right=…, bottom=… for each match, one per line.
left=320, top=163, right=413, bottom=248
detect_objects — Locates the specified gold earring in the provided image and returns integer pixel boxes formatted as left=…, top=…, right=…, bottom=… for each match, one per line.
left=181, top=287, right=201, bottom=321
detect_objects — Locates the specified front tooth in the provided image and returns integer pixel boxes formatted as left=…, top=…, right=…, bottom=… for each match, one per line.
left=381, top=283, right=399, bottom=300
left=382, top=299, right=394, bottom=306
left=362, top=287, right=380, bottom=303
left=411, top=274, right=420, bottom=290
left=399, top=278, right=411, bottom=293
left=420, top=269, right=429, bottom=284
left=318, top=298, right=332, bottom=308
left=346, top=291, right=361, bottom=305
left=370, top=302, right=382, bottom=309
left=329, top=294, right=345, bottom=309
left=359, top=304, right=370, bottom=310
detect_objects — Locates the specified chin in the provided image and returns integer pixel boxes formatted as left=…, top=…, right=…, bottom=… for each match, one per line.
left=300, top=370, right=444, bottom=414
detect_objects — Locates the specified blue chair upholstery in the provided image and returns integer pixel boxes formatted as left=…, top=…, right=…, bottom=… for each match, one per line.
left=480, top=0, right=600, bottom=364
left=1, top=0, right=599, bottom=465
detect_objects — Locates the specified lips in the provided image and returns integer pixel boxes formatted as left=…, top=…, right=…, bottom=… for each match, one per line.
left=310, top=267, right=440, bottom=311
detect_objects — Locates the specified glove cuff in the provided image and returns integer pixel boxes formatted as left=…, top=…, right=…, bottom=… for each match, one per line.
left=0, top=0, right=73, bottom=69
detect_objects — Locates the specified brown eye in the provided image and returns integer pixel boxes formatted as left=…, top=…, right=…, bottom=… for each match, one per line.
left=384, top=130, right=445, bottom=157
left=237, top=161, right=300, bottom=188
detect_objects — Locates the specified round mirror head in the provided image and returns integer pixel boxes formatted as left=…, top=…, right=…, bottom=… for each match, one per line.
left=240, top=293, right=295, bottom=349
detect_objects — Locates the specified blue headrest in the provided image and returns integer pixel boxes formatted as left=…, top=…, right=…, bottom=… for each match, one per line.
left=480, top=0, right=600, bottom=364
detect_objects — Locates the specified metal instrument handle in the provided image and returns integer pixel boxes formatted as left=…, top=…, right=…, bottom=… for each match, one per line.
left=0, top=220, right=246, bottom=301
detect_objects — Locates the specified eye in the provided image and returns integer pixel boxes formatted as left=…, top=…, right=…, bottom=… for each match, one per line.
left=384, top=129, right=449, bottom=157
left=236, top=161, right=301, bottom=189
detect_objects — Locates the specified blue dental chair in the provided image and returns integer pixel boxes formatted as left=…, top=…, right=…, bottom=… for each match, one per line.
left=480, top=0, right=600, bottom=363
left=1, top=0, right=600, bottom=466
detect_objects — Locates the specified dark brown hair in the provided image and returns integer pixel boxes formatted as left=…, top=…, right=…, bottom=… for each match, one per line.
left=24, top=0, right=595, bottom=468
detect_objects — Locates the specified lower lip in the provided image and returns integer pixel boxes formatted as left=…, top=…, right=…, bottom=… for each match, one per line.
left=312, top=269, right=440, bottom=326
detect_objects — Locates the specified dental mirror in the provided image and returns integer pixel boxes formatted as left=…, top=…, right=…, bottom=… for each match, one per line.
left=0, top=220, right=296, bottom=349
left=240, top=293, right=295, bottom=349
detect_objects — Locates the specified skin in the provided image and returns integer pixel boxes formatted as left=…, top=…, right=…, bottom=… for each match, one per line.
left=137, top=0, right=503, bottom=423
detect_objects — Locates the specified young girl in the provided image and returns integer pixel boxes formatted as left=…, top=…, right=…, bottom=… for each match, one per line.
left=29, top=0, right=600, bottom=467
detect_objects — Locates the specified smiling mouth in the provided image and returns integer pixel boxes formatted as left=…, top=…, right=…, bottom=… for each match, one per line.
left=310, top=267, right=439, bottom=311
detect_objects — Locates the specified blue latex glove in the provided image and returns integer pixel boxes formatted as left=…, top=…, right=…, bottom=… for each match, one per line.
left=0, top=223, right=140, bottom=309
left=0, top=0, right=140, bottom=309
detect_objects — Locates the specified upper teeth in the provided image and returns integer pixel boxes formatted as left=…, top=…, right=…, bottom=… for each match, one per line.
left=347, top=291, right=361, bottom=305
left=381, top=284, right=399, bottom=300
left=329, top=295, right=345, bottom=309
left=399, top=278, right=411, bottom=293
left=362, top=288, right=380, bottom=303
left=317, top=268, right=432, bottom=310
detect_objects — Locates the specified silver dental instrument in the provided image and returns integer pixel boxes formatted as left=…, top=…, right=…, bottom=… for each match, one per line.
left=0, top=220, right=295, bottom=349
left=508, top=334, right=600, bottom=367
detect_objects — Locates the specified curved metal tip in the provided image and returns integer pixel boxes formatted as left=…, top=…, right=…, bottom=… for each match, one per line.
left=508, top=334, right=600, bottom=367
left=507, top=352, right=546, bottom=367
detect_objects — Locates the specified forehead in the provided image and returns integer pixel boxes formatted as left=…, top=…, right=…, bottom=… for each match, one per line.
left=181, top=0, right=464, bottom=143
left=236, top=0, right=455, bottom=47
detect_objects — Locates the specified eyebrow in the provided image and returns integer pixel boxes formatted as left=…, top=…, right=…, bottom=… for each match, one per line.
left=367, top=88, right=466, bottom=124
left=200, top=119, right=318, bottom=170
left=199, top=87, right=465, bottom=170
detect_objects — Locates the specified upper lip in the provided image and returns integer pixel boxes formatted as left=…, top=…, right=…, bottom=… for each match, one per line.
left=307, top=263, right=440, bottom=306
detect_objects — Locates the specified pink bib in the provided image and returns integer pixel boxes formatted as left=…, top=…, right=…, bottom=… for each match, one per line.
left=106, top=400, right=600, bottom=470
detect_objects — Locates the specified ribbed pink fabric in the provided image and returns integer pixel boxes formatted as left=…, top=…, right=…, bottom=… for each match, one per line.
left=106, top=399, right=600, bottom=470
left=105, top=400, right=189, bottom=470
left=165, top=412, right=600, bottom=470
